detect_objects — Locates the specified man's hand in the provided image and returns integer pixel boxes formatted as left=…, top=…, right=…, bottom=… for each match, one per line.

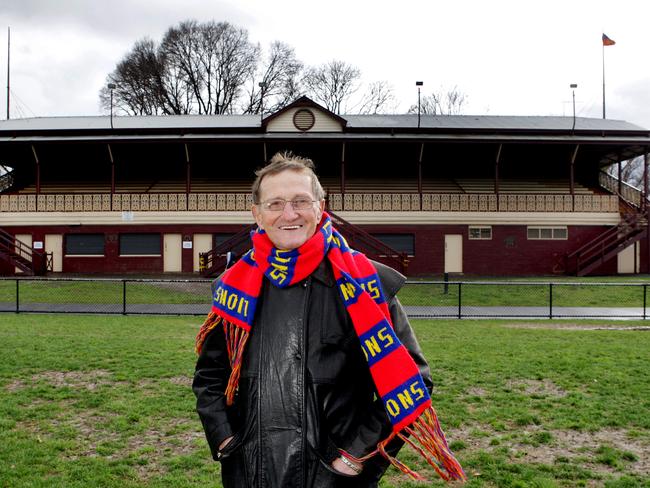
left=331, top=456, right=362, bottom=475
left=219, top=436, right=234, bottom=451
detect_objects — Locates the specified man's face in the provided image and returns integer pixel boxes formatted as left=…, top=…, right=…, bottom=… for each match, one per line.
left=252, top=169, right=325, bottom=250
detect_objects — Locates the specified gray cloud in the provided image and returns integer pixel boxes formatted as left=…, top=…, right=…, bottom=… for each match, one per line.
left=5, top=0, right=252, bottom=42
left=611, top=78, right=650, bottom=129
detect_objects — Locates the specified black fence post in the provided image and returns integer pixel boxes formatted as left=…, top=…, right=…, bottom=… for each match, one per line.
left=15, top=279, right=19, bottom=314
left=644, top=284, right=647, bottom=320
left=549, top=283, right=553, bottom=320
left=443, top=272, right=449, bottom=295
left=458, top=282, right=462, bottom=319
left=122, top=280, right=127, bottom=315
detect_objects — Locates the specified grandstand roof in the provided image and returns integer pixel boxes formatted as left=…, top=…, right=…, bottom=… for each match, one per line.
left=0, top=97, right=648, bottom=170
left=0, top=113, right=646, bottom=133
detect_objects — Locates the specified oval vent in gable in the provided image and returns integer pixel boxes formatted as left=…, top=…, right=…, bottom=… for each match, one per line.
left=293, top=109, right=315, bottom=131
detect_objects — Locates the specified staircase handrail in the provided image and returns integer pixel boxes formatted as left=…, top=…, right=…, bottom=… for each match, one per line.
left=566, top=211, right=646, bottom=275
left=0, top=228, right=48, bottom=274
left=327, top=210, right=409, bottom=273
left=567, top=212, right=642, bottom=261
left=200, top=224, right=256, bottom=276
left=599, top=170, right=642, bottom=207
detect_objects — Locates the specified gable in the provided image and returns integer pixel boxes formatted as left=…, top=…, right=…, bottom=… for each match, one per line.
left=265, top=106, right=344, bottom=133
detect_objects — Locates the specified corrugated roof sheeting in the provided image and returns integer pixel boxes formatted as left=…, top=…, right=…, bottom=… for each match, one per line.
left=0, top=114, right=646, bottom=133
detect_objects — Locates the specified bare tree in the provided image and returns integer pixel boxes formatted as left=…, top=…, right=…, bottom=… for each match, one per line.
left=607, top=156, right=645, bottom=188
left=242, top=41, right=303, bottom=115
left=100, top=38, right=167, bottom=115
left=159, top=20, right=260, bottom=114
left=303, top=60, right=361, bottom=114
left=407, top=86, right=467, bottom=115
left=102, top=20, right=265, bottom=116
left=356, top=81, right=396, bottom=114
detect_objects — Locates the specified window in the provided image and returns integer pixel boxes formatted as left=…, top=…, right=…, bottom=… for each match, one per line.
left=468, top=226, right=492, bottom=240
left=371, top=233, right=415, bottom=255
left=214, top=233, right=250, bottom=255
left=120, top=233, right=161, bottom=255
left=65, top=234, right=104, bottom=255
left=214, top=233, right=236, bottom=248
left=527, top=227, right=568, bottom=240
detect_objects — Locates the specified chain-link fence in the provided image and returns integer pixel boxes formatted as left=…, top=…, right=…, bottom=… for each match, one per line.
left=399, top=281, right=649, bottom=319
left=0, top=278, right=212, bottom=315
left=1, top=277, right=648, bottom=319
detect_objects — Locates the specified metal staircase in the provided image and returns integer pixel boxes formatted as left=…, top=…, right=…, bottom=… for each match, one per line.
left=199, top=210, right=409, bottom=278
left=327, top=210, right=409, bottom=274
left=566, top=171, right=647, bottom=276
left=566, top=212, right=646, bottom=276
left=199, top=224, right=256, bottom=277
left=0, top=228, right=50, bottom=275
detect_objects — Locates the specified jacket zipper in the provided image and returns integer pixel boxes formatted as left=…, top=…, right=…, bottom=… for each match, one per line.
left=300, top=277, right=310, bottom=488
left=257, top=287, right=264, bottom=488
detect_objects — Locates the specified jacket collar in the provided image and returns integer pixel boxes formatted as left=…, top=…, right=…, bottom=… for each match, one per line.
left=310, top=260, right=335, bottom=287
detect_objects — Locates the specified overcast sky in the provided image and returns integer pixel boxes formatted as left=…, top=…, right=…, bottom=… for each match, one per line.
left=2, top=0, right=649, bottom=128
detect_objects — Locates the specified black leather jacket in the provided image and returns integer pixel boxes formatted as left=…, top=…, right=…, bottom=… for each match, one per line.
left=193, top=260, right=432, bottom=488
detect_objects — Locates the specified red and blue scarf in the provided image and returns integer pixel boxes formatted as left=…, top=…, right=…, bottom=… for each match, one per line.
left=196, top=213, right=465, bottom=482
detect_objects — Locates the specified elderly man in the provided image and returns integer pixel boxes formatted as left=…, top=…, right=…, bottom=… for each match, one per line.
left=193, top=152, right=464, bottom=487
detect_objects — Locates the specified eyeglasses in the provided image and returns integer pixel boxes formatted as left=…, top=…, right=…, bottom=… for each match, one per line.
left=259, top=198, right=318, bottom=212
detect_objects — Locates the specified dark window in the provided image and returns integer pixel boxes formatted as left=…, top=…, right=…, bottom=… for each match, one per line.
left=371, top=233, right=415, bottom=255
left=65, top=234, right=104, bottom=255
left=120, top=233, right=161, bottom=255
left=214, top=232, right=250, bottom=255
left=214, top=233, right=236, bottom=248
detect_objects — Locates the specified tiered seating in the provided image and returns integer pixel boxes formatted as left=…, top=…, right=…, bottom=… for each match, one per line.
left=18, top=182, right=112, bottom=193
left=12, top=178, right=596, bottom=195
left=455, top=178, right=594, bottom=194
left=150, top=179, right=251, bottom=193
left=320, top=178, right=463, bottom=193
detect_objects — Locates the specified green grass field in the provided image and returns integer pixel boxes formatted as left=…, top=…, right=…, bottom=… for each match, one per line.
left=1, top=314, right=649, bottom=487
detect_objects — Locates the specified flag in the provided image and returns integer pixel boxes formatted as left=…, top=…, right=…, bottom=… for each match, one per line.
left=602, top=33, right=616, bottom=46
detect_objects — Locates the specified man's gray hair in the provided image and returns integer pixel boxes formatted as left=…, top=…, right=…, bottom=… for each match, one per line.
left=252, top=151, right=325, bottom=204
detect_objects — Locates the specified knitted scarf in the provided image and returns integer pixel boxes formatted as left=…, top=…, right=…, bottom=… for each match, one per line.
left=195, top=213, right=465, bottom=482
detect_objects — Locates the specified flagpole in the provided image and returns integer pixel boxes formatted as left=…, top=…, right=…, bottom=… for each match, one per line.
left=602, top=41, right=606, bottom=119
left=6, top=26, right=9, bottom=120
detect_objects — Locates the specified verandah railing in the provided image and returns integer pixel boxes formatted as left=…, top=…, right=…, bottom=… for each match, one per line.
left=0, top=192, right=619, bottom=213
left=599, top=170, right=643, bottom=208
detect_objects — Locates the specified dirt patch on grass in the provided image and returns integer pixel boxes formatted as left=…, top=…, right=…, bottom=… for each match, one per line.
left=5, top=370, right=115, bottom=391
left=166, top=375, right=192, bottom=387
left=447, top=424, right=650, bottom=475
left=505, top=379, right=567, bottom=398
left=17, top=405, right=204, bottom=480
left=504, top=322, right=650, bottom=331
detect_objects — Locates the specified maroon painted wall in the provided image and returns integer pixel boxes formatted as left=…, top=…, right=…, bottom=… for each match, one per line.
left=360, top=224, right=622, bottom=276
left=1, top=222, right=639, bottom=277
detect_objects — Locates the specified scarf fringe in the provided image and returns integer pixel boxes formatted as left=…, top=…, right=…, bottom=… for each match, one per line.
left=195, top=313, right=249, bottom=407
left=344, top=406, right=466, bottom=482
left=223, top=321, right=249, bottom=406
left=195, top=312, right=222, bottom=355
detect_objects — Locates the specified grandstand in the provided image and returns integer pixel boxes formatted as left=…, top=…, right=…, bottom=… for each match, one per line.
left=0, top=96, right=649, bottom=276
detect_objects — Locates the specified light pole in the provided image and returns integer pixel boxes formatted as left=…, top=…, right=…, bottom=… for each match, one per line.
left=108, top=83, right=116, bottom=129
left=416, top=81, right=423, bottom=129
left=570, top=83, right=577, bottom=133
left=258, top=81, right=267, bottom=124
